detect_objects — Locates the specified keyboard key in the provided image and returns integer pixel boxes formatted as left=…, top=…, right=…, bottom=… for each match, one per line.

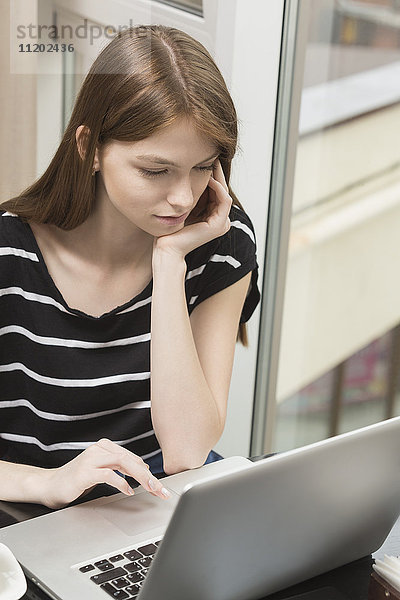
left=137, top=543, right=157, bottom=556
left=141, top=568, right=148, bottom=577
left=123, top=561, right=141, bottom=573
left=154, top=540, right=161, bottom=546
left=123, top=549, right=142, bottom=561
left=125, top=584, right=141, bottom=596
left=100, top=583, right=130, bottom=599
left=109, top=554, right=124, bottom=563
left=90, top=567, right=127, bottom=585
left=112, top=577, right=130, bottom=589
left=79, top=564, right=95, bottom=573
left=127, top=572, right=144, bottom=584
left=94, top=559, right=114, bottom=572
left=138, top=557, right=152, bottom=568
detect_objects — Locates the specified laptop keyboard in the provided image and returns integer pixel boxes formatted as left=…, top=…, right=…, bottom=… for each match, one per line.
left=77, top=539, right=162, bottom=598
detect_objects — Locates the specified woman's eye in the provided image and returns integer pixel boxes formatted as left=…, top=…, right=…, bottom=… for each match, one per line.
left=138, top=165, right=214, bottom=179
left=138, top=169, right=167, bottom=178
left=197, top=165, right=214, bottom=173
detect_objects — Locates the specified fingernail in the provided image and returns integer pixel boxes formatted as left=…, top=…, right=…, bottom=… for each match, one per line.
left=148, top=479, right=157, bottom=491
left=161, top=487, right=171, bottom=498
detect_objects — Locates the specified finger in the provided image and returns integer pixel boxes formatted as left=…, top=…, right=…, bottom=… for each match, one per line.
left=95, top=468, right=136, bottom=496
left=121, top=458, right=170, bottom=500
left=94, top=438, right=143, bottom=466
left=86, top=441, right=149, bottom=479
left=110, top=450, right=170, bottom=500
left=96, top=438, right=115, bottom=450
left=89, top=440, right=170, bottom=500
left=208, top=174, right=231, bottom=203
left=212, top=159, right=229, bottom=192
left=141, top=461, right=157, bottom=494
left=207, top=176, right=232, bottom=221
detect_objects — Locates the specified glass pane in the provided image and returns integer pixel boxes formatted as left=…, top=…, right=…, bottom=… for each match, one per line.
left=271, top=0, right=400, bottom=452
left=154, top=0, right=203, bottom=16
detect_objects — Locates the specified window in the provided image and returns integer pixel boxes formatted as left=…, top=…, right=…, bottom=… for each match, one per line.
left=153, top=0, right=203, bottom=17
left=253, top=0, right=400, bottom=454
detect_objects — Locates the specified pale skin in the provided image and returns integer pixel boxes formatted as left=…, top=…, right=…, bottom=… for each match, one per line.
left=0, top=117, right=252, bottom=509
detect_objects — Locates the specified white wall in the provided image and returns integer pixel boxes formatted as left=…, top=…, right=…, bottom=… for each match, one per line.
left=1, top=0, right=38, bottom=201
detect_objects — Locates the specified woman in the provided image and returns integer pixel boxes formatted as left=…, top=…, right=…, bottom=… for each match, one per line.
left=0, top=25, right=260, bottom=509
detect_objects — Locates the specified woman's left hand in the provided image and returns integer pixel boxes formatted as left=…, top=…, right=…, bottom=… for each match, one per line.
left=153, top=159, right=232, bottom=258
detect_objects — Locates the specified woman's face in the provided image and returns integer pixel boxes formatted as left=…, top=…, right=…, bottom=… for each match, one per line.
left=93, top=117, right=219, bottom=237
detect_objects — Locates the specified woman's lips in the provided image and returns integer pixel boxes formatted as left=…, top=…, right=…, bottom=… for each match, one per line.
left=154, top=212, right=189, bottom=226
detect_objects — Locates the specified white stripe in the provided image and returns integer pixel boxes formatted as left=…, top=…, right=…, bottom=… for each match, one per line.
left=0, top=362, right=150, bottom=387
left=186, top=255, right=241, bottom=283
left=210, top=253, right=241, bottom=268
left=0, top=287, right=75, bottom=315
left=0, top=429, right=155, bottom=451
left=118, top=295, right=152, bottom=315
left=1, top=212, right=17, bottom=217
left=0, top=287, right=152, bottom=319
left=189, top=295, right=198, bottom=305
left=0, top=399, right=151, bottom=421
left=0, top=325, right=150, bottom=348
left=0, top=247, right=39, bottom=262
left=141, top=447, right=162, bottom=461
left=186, top=264, right=206, bottom=280
left=231, top=220, right=255, bottom=244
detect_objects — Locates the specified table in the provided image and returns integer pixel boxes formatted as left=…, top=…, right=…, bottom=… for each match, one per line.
left=260, top=517, right=400, bottom=600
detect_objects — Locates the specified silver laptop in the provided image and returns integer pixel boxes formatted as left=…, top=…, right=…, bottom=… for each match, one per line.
left=2, top=416, right=400, bottom=600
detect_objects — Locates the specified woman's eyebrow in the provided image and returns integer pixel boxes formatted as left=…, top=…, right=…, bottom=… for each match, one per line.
left=135, top=152, right=219, bottom=167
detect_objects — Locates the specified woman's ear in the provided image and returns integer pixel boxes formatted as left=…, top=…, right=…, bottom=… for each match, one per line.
left=75, top=125, right=89, bottom=160
left=75, top=125, right=100, bottom=171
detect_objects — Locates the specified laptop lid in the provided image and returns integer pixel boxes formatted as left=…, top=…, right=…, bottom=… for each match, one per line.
left=138, top=416, right=400, bottom=600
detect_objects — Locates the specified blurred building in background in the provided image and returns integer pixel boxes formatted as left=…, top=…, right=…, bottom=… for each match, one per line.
left=273, top=0, right=400, bottom=450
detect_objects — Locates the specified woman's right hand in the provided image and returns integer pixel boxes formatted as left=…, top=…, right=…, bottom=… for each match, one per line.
left=41, top=438, right=171, bottom=509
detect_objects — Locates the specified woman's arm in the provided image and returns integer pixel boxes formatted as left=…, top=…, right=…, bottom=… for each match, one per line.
left=150, top=252, right=251, bottom=475
left=0, top=460, right=51, bottom=504
left=150, top=159, right=253, bottom=475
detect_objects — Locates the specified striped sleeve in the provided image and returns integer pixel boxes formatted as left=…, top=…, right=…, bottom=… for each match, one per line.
left=185, top=205, right=261, bottom=323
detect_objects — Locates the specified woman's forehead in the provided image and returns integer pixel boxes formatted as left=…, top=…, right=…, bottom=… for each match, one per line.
left=107, top=122, right=218, bottom=164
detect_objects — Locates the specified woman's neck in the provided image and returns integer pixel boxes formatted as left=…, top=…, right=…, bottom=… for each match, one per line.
left=50, top=198, right=154, bottom=274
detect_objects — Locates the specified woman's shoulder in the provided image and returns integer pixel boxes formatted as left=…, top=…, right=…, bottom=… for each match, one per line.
left=0, top=209, right=24, bottom=232
left=228, top=204, right=257, bottom=248
left=0, top=210, right=20, bottom=242
left=185, top=203, right=260, bottom=321
left=0, top=209, right=39, bottom=260
left=230, top=203, right=256, bottom=227
left=186, top=203, right=257, bottom=267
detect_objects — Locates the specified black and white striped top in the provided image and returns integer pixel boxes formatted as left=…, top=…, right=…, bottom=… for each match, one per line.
left=0, top=205, right=260, bottom=469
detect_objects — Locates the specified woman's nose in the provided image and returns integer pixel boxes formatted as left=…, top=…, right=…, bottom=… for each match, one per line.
left=166, top=183, right=194, bottom=213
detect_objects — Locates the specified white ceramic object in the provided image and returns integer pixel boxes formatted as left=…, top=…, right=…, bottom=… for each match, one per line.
left=0, top=543, right=27, bottom=600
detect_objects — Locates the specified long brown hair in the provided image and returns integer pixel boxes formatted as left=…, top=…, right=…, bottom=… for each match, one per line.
left=2, top=25, right=249, bottom=345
